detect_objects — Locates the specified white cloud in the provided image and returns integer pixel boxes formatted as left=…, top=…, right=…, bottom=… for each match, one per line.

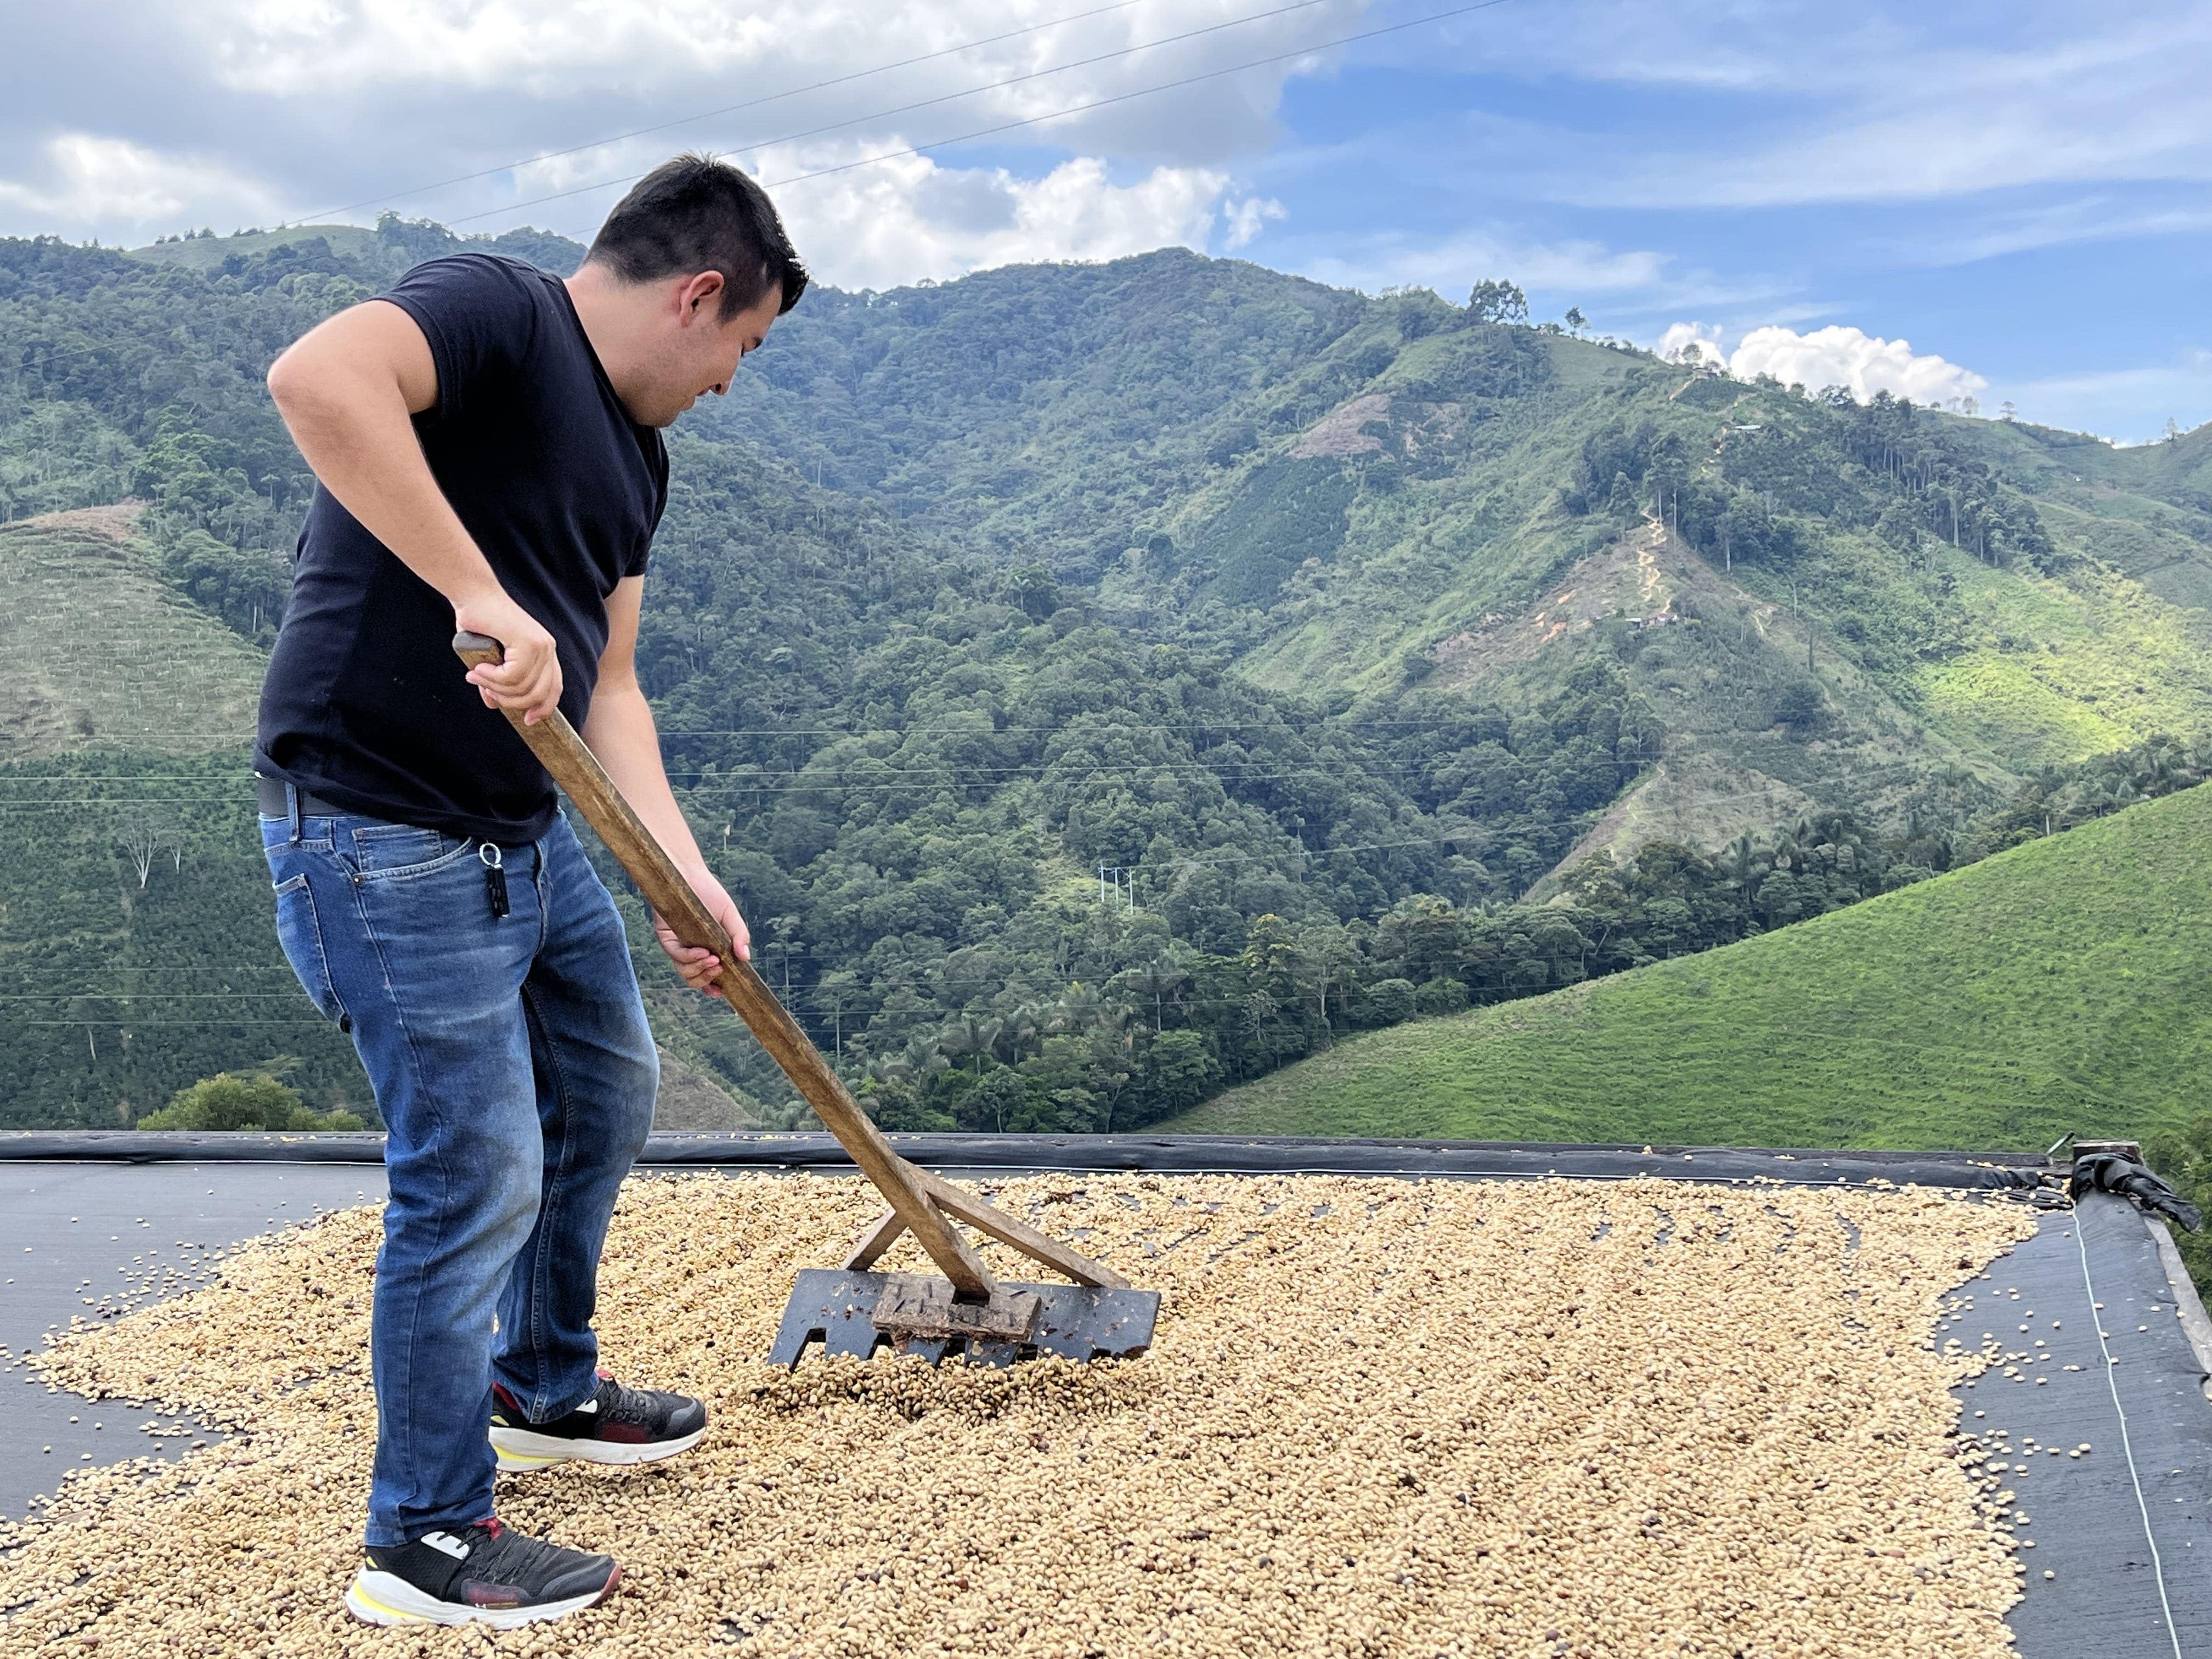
left=0, top=133, right=280, bottom=233
left=211, top=2, right=916, bottom=94
left=1657, top=320, right=1725, bottom=364
left=1222, top=195, right=1285, bottom=250
left=78, top=0, right=1367, bottom=251
left=756, top=143, right=1245, bottom=290
left=1719, top=324, right=1988, bottom=404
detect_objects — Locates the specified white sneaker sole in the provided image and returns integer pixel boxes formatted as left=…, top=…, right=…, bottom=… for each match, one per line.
left=344, top=1567, right=618, bottom=1628
left=491, top=1423, right=705, bottom=1471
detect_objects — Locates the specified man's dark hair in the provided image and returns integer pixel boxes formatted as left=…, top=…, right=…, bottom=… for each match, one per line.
left=586, top=153, right=809, bottom=319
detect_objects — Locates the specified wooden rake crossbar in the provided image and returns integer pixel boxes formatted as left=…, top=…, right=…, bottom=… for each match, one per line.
left=452, top=633, right=1127, bottom=1305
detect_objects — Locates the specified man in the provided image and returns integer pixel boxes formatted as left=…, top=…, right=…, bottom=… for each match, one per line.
left=255, top=154, right=805, bottom=1628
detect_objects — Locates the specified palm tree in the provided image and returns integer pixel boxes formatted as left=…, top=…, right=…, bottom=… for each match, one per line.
left=1121, top=953, right=1190, bottom=1032
left=964, top=1014, right=1003, bottom=1074
left=868, top=1034, right=950, bottom=1088
left=902, top=1035, right=949, bottom=1082
left=1721, top=833, right=1762, bottom=894
left=1051, top=982, right=1103, bottom=1036
left=938, top=1014, right=1001, bottom=1076
left=998, top=1001, right=1046, bottom=1066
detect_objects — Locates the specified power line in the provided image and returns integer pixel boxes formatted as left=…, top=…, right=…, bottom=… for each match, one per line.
left=0, top=763, right=1486, bottom=800
left=0, top=761, right=1938, bottom=800
left=21, top=1020, right=331, bottom=1028
left=436, top=0, right=1349, bottom=229
left=290, top=0, right=1159, bottom=223
left=3, top=1, right=1511, bottom=377
left=0, top=760, right=1978, bottom=998
left=1141, top=762, right=1937, bottom=873
left=449, top=0, right=1515, bottom=227
left=0, top=723, right=1674, bottom=780
left=0, top=755, right=1936, bottom=808
left=0, top=713, right=1598, bottom=754
left=0, top=995, right=318, bottom=1008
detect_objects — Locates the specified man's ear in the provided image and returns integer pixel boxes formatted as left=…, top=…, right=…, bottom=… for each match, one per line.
left=675, top=270, right=726, bottom=323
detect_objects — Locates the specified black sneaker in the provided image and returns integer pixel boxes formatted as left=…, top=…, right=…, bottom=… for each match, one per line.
left=490, top=1371, right=707, bottom=1471
left=345, top=1518, right=619, bottom=1628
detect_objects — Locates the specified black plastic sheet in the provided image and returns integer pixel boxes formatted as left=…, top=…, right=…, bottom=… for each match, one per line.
left=0, top=1128, right=2050, bottom=1189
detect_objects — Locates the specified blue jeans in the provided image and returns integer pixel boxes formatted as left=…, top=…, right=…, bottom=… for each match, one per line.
left=260, top=794, right=658, bottom=1547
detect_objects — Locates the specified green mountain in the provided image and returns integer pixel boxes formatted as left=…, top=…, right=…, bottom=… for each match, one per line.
left=5, top=220, right=2212, bottom=1141
left=726, top=278, right=2212, bottom=856
left=1166, top=780, right=2212, bottom=1151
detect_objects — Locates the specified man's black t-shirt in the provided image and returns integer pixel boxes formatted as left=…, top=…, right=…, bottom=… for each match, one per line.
left=256, top=253, right=668, bottom=843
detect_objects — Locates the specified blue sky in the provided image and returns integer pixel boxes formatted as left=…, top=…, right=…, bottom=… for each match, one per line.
left=2, top=0, right=2205, bottom=439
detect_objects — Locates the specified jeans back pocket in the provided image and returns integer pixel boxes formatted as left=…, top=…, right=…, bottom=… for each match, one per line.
left=272, top=873, right=351, bottom=1031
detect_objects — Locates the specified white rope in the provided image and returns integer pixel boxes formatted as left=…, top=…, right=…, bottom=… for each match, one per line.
left=2071, top=1194, right=2185, bottom=1659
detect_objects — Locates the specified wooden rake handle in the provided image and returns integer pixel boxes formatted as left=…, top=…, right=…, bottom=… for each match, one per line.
left=451, top=632, right=1126, bottom=1298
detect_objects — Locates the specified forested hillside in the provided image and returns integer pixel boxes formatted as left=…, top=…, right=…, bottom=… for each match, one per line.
left=1169, top=778, right=2212, bottom=1153
left=3, top=215, right=2208, bottom=1136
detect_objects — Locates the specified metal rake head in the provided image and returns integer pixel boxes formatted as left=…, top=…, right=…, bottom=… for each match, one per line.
left=769, top=1267, right=1160, bottom=1367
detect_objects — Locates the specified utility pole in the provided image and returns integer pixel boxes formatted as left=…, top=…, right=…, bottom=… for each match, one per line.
left=1098, top=867, right=1137, bottom=911
left=1790, top=578, right=1814, bottom=673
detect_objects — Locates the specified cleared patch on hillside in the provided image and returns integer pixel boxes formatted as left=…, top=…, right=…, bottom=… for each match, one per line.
left=4, top=1171, right=2036, bottom=1657
left=1544, top=753, right=1819, bottom=878
left=0, top=507, right=263, bottom=759
left=1288, top=392, right=1465, bottom=463
left=1432, top=518, right=2002, bottom=870
left=1173, top=782, right=2212, bottom=1151
left=1430, top=517, right=1676, bottom=684
left=1290, top=391, right=1392, bottom=458
left=650, top=1045, right=759, bottom=1131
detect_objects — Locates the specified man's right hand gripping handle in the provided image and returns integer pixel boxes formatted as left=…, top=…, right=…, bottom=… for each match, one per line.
left=454, top=592, right=562, bottom=726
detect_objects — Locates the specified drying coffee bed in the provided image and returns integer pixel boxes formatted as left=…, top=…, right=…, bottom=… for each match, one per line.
left=1, top=1143, right=2208, bottom=1658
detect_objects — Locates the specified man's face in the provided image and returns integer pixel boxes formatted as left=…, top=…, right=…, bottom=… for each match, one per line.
left=640, top=280, right=782, bottom=428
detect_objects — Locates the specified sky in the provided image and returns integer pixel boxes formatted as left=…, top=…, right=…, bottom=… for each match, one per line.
left=2, top=0, right=2207, bottom=441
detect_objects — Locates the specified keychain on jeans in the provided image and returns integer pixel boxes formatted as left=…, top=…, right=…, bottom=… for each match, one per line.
left=479, top=842, right=510, bottom=918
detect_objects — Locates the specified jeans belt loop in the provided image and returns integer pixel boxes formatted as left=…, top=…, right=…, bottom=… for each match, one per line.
left=289, top=780, right=304, bottom=844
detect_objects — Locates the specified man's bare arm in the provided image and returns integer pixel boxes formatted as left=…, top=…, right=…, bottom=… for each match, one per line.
left=266, top=299, right=562, bottom=724
left=583, top=577, right=753, bottom=988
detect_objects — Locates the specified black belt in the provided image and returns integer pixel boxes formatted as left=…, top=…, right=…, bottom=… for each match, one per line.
left=254, top=774, right=352, bottom=818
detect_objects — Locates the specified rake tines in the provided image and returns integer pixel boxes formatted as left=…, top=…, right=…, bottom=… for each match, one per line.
left=769, top=1268, right=1160, bottom=1367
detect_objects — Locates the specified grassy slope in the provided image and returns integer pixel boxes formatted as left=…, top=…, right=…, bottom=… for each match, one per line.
left=0, top=507, right=263, bottom=760
left=125, top=225, right=381, bottom=270
left=1169, top=782, right=2212, bottom=1152
left=1908, top=551, right=2212, bottom=765
left=0, top=508, right=360, bottom=1125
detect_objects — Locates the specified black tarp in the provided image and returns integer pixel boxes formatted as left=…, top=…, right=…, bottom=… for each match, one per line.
left=0, top=1129, right=2051, bottom=1189
left=1967, top=1192, right=2212, bottom=1656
